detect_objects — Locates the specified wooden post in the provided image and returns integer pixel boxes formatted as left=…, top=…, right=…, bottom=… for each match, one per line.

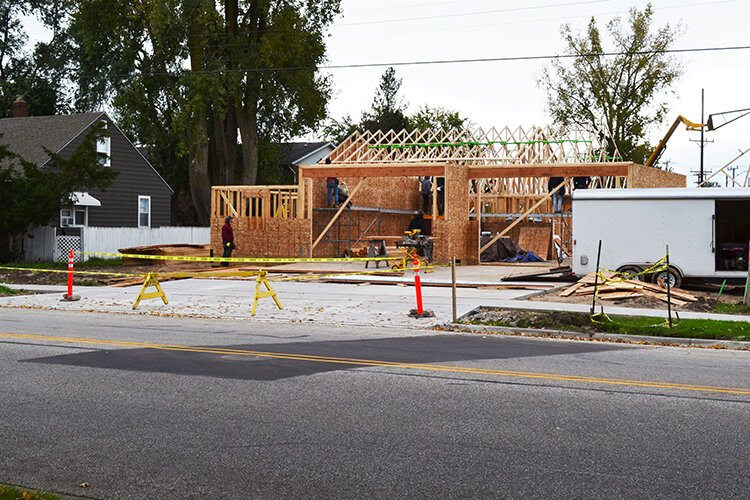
left=451, top=257, right=457, bottom=323
left=666, top=245, right=673, bottom=328
left=590, top=240, right=602, bottom=316
left=477, top=182, right=482, bottom=263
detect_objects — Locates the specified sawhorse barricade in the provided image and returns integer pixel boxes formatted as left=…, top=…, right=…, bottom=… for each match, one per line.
left=251, top=270, right=283, bottom=316
left=133, top=273, right=168, bottom=310
left=131, top=270, right=283, bottom=316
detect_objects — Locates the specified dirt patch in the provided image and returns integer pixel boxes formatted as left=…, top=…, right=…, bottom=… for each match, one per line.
left=0, top=264, right=177, bottom=286
left=529, top=282, right=746, bottom=313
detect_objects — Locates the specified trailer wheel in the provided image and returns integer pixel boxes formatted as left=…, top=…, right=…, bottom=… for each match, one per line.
left=617, top=265, right=644, bottom=281
left=653, top=268, right=682, bottom=289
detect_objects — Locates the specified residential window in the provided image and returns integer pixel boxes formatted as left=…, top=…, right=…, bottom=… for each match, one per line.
left=97, top=121, right=111, bottom=167
left=138, top=195, right=151, bottom=228
left=60, top=207, right=87, bottom=227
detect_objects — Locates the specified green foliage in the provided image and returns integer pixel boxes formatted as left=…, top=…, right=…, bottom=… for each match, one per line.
left=0, top=1, right=73, bottom=117
left=70, top=0, right=342, bottom=223
left=409, top=105, right=467, bottom=131
left=539, top=4, right=682, bottom=162
left=360, top=67, right=410, bottom=133
left=0, top=124, right=117, bottom=260
left=325, top=67, right=469, bottom=142
left=0, top=484, right=61, bottom=500
left=0, top=284, right=20, bottom=296
left=467, top=309, right=750, bottom=342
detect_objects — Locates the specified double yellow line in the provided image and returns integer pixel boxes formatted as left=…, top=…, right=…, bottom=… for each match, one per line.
left=3, top=332, right=749, bottom=396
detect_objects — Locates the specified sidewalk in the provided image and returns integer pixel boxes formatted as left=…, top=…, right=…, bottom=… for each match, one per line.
left=0, top=278, right=545, bottom=327
left=3, top=275, right=749, bottom=326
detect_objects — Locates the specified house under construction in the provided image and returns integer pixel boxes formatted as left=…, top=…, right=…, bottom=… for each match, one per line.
left=211, top=125, right=685, bottom=264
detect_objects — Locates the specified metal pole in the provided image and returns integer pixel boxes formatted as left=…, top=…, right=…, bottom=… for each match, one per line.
left=451, top=257, right=457, bottom=322
left=590, top=240, right=602, bottom=316
left=700, top=89, right=705, bottom=184
left=666, top=245, right=673, bottom=328
left=744, top=241, right=750, bottom=306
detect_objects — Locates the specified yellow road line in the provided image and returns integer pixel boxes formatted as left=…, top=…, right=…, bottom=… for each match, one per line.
left=3, top=332, right=749, bottom=396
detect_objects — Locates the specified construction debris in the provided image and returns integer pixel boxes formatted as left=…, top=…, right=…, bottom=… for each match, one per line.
left=561, top=272, right=698, bottom=306
left=118, top=244, right=211, bottom=266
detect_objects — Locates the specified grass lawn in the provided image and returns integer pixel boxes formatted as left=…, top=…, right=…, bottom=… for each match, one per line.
left=466, top=309, right=750, bottom=342
left=713, top=302, right=750, bottom=315
left=0, top=484, right=61, bottom=500
left=0, top=284, right=20, bottom=297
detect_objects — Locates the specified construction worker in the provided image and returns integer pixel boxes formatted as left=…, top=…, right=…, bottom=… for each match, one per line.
left=221, top=216, right=235, bottom=267
left=421, top=177, right=432, bottom=213
left=408, top=211, right=427, bottom=235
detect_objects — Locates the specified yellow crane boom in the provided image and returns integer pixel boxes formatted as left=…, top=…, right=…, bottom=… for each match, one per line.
left=645, top=115, right=705, bottom=167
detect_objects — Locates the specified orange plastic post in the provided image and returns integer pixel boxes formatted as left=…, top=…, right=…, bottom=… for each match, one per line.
left=66, top=249, right=74, bottom=298
left=413, top=255, right=423, bottom=315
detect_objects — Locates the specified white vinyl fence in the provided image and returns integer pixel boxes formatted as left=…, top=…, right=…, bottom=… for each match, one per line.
left=24, top=226, right=210, bottom=262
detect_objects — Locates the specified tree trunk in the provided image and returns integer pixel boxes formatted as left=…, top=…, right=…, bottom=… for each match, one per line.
left=187, top=126, right=211, bottom=224
left=212, top=105, right=238, bottom=185
left=187, top=12, right=212, bottom=223
left=237, top=101, right=259, bottom=185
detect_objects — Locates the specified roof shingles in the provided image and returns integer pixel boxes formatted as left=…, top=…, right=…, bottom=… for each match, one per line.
left=0, top=112, right=105, bottom=168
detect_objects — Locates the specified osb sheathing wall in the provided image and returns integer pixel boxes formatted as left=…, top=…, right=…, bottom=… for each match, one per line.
left=311, top=176, right=422, bottom=210
left=211, top=217, right=312, bottom=258
left=433, top=164, right=476, bottom=263
left=628, top=164, right=686, bottom=188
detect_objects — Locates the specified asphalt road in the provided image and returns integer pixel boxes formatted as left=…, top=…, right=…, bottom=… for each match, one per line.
left=1, top=309, right=749, bottom=499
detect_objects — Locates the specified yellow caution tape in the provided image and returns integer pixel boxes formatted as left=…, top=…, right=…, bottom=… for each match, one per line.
left=80, top=251, right=394, bottom=264
left=596, top=255, right=669, bottom=284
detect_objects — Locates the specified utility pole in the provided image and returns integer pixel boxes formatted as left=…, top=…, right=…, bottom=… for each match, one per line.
left=700, top=88, right=705, bottom=184
left=726, top=165, right=739, bottom=187
left=690, top=88, right=713, bottom=185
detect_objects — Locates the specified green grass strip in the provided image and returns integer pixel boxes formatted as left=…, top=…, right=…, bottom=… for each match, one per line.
left=0, top=284, right=20, bottom=296
left=466, top=310, right=750, bottom=342
left=0, top=484, right=61, bottom=500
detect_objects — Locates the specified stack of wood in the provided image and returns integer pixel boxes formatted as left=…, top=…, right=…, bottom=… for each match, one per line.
left=118, top=243, right=211, bottom=267
left=560, top=271, right=698, bottom=306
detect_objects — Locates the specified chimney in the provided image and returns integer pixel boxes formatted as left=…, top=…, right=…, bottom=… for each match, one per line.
left=12, top=97, right=28, bottom=118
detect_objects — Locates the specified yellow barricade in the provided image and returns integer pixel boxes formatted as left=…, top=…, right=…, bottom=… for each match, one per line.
left=132, top=273, right=169, bottom=310
left=251, top=271, right=283, bottom=316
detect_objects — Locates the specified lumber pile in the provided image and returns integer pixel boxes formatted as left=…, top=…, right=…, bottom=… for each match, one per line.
left=118, top=243, right=211, bottom=267
left=561, top=272, right=698, bottom=306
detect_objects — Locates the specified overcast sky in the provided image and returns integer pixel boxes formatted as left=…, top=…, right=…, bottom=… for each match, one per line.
left=22, top=0, right=750, bottom=184
left=324, top=0, right=749, bottom=184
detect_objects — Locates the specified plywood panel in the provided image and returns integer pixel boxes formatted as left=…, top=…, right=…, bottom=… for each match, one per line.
left=627, top=164, right=686, bottom=188
left=517, top=225, right=552, bottom=260
left=211, top=217, right=313, bottom=258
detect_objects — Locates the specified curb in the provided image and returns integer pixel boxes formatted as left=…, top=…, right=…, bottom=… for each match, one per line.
left=441, top=322, right=750, bottom=351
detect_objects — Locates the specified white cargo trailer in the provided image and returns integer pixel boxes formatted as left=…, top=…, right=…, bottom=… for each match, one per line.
left=572, top=188, right=750, bottom=287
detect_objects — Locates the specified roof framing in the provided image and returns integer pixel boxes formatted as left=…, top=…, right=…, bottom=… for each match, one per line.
left=328, top=125, right=619, bottom=165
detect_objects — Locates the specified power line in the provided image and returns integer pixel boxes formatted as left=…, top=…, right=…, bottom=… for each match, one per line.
left=339, top=0, right=611, bottom=27
left=73, top=44, right=750, bottom=80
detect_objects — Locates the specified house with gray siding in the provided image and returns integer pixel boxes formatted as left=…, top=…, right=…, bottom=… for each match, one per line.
left=0, top=107, right=173, bottom=230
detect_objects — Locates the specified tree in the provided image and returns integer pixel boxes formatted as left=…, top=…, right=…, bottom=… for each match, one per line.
left=0, top=1, right=73, bottom=117
left=539, top=4, right=682, bottom=162
left=360, top=67, right=410, bottom=133
left=70, top=0, right=341, bottom=224
left=324, top=68, right=469, bottom=143
left=0, top=124, right=117, bottom=260
left=409, top=105, right=467, bottom=131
